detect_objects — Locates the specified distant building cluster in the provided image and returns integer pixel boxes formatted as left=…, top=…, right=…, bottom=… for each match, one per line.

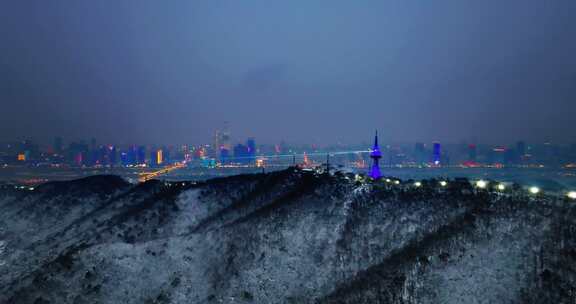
left=0, top=123, right=263, bottom=169
left=364, top=140, right=576, bottom=169
left=1, top=130, right=576, bottom=170
left=0, top=138, right=183, bottom=168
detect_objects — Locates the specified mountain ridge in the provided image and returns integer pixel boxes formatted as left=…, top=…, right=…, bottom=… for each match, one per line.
left=1, top=168, right=575, bottom=303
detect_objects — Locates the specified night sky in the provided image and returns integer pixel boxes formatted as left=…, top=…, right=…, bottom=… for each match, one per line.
left=1, top=1, right=575, bottom=145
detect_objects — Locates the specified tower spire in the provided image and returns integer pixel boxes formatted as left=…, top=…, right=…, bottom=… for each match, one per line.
left=369, top=130, right=382, bottom=179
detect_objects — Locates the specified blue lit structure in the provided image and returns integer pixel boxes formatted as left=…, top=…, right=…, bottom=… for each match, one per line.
left=109, top=146, right=117, bottom=166
left=369, top=130, right=382, bottom=179
left=137, top=146, right=146, bottom=165
left=233, top=144, right=248, bottom=164
left=433, top=142, right=441, bottom=165
left=220, top=148, right=230, bottom=164
left=128, top=145, right=137, bottom=166
left=246, top=138, right=256, bottom=163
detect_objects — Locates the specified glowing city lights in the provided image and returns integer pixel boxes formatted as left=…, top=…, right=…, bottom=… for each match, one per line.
left=414, top=181, right=422, bottom=187
left=439, top=181, right=447, bottom=187
left=497, top=184, right=506, bottom=191
left=255, top=158, right=265, bottom=168
left=529, top=187, right=540, bottom=195
left=567, top=191, right=576, bottom=200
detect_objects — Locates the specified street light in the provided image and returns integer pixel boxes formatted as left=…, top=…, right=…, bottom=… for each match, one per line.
left=439, top=181, right=448, bottom=187
left=529, top=187, right=540, bottom=195
left=567, top=191, right=576, bottom=200
left=497, top=184, right=506, bottom=191
left=476, top=180, right=487, bottom=189
left=414, top=181, right=422, bottom=187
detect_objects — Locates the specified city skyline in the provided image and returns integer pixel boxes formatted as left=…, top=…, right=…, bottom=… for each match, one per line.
left=2, top=132, right=575, bottom=150
left=2, top=131, right=576, bottom=170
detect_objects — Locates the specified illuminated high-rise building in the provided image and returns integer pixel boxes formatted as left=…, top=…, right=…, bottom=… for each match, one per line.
left=149, top=150, right=157, bottom=167
left=246, top=138, right=256, bottom=163
left=234, top=144, right=248, bottom=164
left=162, top=146, right=170, bottom=164
left=213, top=122, right=232, bottom=163
left=432, top=142, right=441, bottom=165
left=414, top=142, right=426, bottom=164
left=156, top=149, right=163, bottom=166
left=108, top=145, right=117, bottom=166
left=137, top=146, right=146, bottom=165
left=68, top=141, right=88, bottom=167
left=369, top=130, right=382, bottom=179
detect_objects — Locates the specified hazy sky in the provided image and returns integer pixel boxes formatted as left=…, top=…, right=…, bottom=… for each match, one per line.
left=1, top=1, right=575, bottom=145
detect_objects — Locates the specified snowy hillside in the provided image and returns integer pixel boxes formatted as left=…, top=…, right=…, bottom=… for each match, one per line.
left=1, top=168, right=575, bottom=303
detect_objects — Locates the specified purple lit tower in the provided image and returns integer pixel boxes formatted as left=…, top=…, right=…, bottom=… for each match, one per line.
left=369, top=130, right=382, bottom=179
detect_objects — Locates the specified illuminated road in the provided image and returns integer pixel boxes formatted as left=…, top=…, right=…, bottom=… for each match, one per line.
left=139, top=162, right=187, bottom=182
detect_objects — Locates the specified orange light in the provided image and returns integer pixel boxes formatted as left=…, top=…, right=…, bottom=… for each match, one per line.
left=17, top=154, right=26, bottom=161
left=256, top=158, right=265, bottom=167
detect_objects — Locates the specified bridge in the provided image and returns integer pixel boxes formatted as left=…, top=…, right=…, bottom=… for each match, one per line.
left=138, top=162, right=187, bottom=182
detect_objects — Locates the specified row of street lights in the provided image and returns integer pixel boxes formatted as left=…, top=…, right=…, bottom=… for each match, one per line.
left=403, top=177, right=576, bottom=200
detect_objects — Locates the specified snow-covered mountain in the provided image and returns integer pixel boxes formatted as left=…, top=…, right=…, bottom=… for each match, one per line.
left=1, top=168, right=575, bottom=303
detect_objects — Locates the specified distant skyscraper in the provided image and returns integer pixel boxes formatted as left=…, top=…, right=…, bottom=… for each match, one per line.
left=414, top=143, right=426, bottom=164
left=137, top=146, right=146, bottom=165
left=234, top=144, right=248, bottom=164
left=90, top=138, right=97, bottom=152
left=369, top=131, right=382, bottom=179
left=432, top=142, right=441, bottom=165
left=149, top=150, right=157, bottom=167
left=220, top=148, right=230, bottom=164
left=214, top=122, right=232, bottom=163
left=68, top=141, right=88, bottom=167
left=246, top=138, right=256, bottom=163
left=490, top=146, right=506, bottom=165
left=156, top=149, right=163, bottom=166
left=121, top=151, right=130, bottom=166
left=516, top=141, right=526, bottom=157
left=108, top=146, right=117, bottom=166
left=162, top=146, right=170, bottom=164
left=128, top=146, right=137, bottom=166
